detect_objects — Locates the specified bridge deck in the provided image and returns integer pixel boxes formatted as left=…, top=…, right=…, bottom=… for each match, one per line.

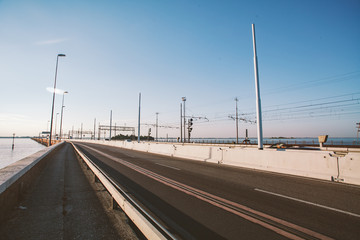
left=0, top=142, right=137, bottom=240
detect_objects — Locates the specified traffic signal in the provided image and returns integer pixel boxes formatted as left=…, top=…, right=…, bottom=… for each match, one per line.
left=188, top=118, right=193, bottom=133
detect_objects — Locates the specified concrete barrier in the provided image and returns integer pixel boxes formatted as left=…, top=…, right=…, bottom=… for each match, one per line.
left=219, top=147, right=338, bottom=181
left=339, top=152, right=360, bottom=185
left=73, top=140, right=360, bottom=185
left=173, top=144, right=212, bottom=161
left=0, top=142, right=64, bottom=223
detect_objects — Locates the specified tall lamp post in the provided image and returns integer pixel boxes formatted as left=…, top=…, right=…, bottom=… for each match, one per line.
left=49, top=53, right=66, bottom=146
left=59, top=91, right=68, bottom=141
left=55, top=113, right=59, bottom=140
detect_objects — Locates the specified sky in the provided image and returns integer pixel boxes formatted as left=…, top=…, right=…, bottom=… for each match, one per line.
left=0, top=0, right=359, bottom=139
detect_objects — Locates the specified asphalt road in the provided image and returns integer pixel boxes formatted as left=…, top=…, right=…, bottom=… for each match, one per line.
left=74, top=142, right=360, bottom=240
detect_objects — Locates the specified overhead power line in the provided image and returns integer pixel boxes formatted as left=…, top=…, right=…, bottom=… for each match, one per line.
left=263, top=71, right=360, bottom=95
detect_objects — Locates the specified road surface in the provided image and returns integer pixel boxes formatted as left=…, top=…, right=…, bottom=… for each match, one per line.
left=74, top=141, right=360, bottom=240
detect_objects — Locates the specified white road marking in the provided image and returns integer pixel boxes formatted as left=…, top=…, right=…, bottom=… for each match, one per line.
left=155, top=163, right=181, bottom=171
left=254, top=188, right=360, bottom=218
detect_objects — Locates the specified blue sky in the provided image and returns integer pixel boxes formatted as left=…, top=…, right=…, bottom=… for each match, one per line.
left=0, top=0, right=359, bottom=138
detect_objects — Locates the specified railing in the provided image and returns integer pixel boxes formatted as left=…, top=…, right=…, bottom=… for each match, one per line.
left=70, top=142, right=176, bottom=240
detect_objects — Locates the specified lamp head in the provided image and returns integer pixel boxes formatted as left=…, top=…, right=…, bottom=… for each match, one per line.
left=58, top=54, right=66, bottom=57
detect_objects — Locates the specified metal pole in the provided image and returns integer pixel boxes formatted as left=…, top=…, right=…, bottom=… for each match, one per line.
left=156, top=112, right=159, bottom=141
left=49, top=54, right=65, bottom=146
left=235, top=97, right=239, bottom=144
left=182, top=97, right=186, bottom=143
left=59, top=91, right=68, bottom=141
left=12, top=133, right=15, bottom=150
left=98, top=123, right=100, bottom=140
left=184, top=98, right=186, bottom=143
left=93, top=118, right=96, bottom=140
left=252, top=24, right=263, bottom=150
left=81, top=123, right=83, bottom=139
left=110, top=110, right=112, bottom=140
left=138, top=93, right=141, bottom=143
left=187, top=119, right=190, bottom=143
left=54, top=113, right=59, bottom=140
left=180, top=103, right=182, bottom=142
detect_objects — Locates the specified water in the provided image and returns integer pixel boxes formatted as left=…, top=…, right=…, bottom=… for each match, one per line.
left=0, top=138, right=46, bottom=170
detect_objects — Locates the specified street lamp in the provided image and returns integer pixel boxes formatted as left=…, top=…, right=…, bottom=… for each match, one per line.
left=49, top=53, right=66, bottom=146
left=55, top=113, right=59, bottom=140
left=59, top=91, right=68, bottom=141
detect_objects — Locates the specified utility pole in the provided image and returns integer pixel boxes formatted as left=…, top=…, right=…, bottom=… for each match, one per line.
left=156, top=112, right=159, bottom=141
left=115, top=123, right=117, bottom=137
left=138, top=93, right=141, bottom=143
left=93, top=118, right=96, bottom=140
left=182, top=97, right=186, bottom=143
left=148, top=128, right=152, bottom=141
left=98, top=122, right=101, bottom=140
left=357, top=122, right=360, bottom=142
left=252, top=23, right=263, bottom=150
left=110, top=110, right=112, bottom=141
left=81, top=123, right=83, bottom=139
left=180, top=103, right=182, bottom=142
left=235, top=97, right=239, bottom=144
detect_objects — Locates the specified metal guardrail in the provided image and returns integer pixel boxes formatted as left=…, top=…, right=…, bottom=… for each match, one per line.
left=70, top=142, right=176, bottom=240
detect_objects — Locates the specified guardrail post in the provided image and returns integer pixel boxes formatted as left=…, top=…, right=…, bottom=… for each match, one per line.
left=112, top=197, right=120, bottom=210
left=94, top=175, right=100, bottom=183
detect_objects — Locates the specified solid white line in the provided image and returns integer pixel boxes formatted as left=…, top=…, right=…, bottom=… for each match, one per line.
left=155, top=163, right=181, bottom=171
left=254, top=188, right=360, bottom=218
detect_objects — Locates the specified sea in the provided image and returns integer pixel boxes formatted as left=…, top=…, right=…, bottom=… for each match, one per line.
left=0, top=138, right=45, bottom=170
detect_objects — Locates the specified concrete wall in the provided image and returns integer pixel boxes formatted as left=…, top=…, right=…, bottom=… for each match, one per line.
left=0, top=143, right=64, bottom=223
left=339, top=152, right=360, bottom=185
left=75, top=140, right=360, bottom=186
